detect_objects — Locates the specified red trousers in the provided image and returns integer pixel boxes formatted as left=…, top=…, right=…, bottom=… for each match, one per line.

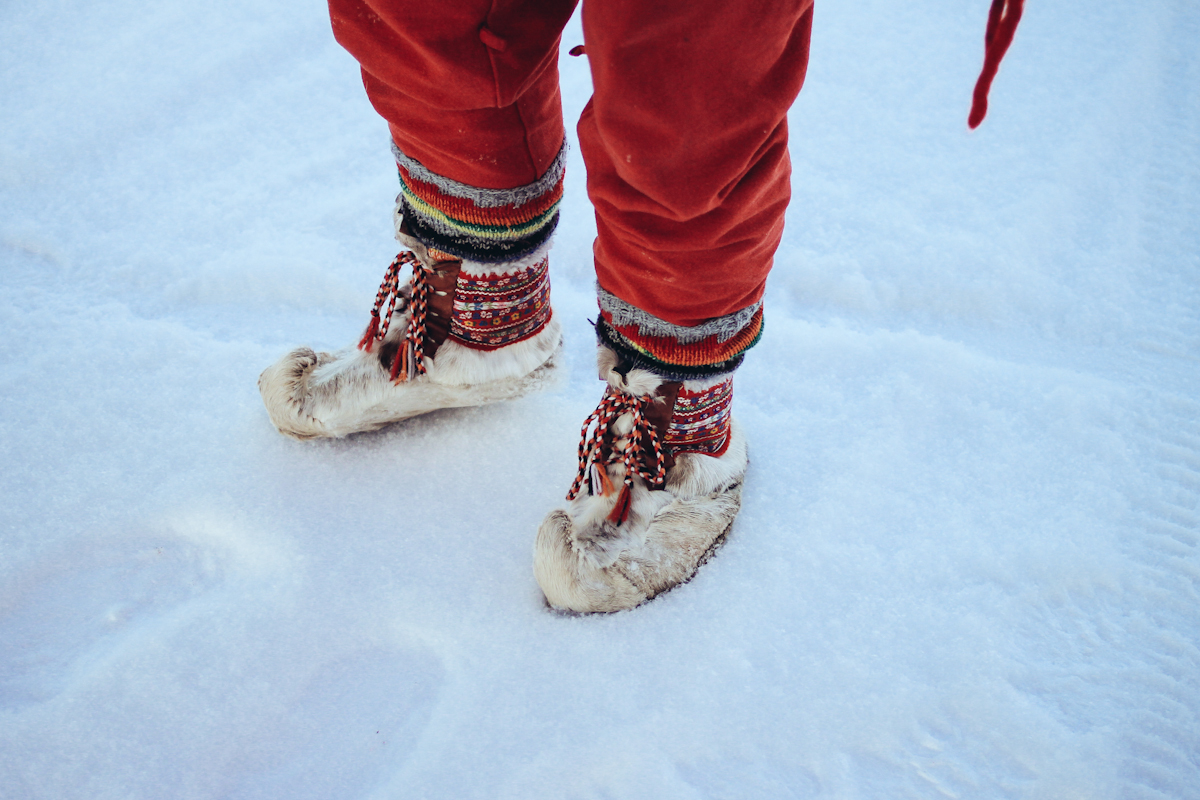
left=329, top=0, right=814, bottom=327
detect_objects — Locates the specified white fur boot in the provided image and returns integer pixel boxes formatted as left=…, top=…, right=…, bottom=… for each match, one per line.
left=259, top=233, right=562, bottom=440
left=534, top=347, right=747, bottom=612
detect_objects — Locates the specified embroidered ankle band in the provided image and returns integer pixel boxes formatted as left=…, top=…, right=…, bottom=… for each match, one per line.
left=393, top=141, right=565, bottom=264
left=451, top=258, right=551, bottom=350
left=664, top=378, right=733, bottom=458
left=358, top=252, right=553, bottom=379
left=596, top=287, right=763, bottom=381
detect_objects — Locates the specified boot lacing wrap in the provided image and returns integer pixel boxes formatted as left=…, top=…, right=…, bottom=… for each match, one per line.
left=568, top=388, right=668, bottom=525
left=356, top=251, right=431, bottom=382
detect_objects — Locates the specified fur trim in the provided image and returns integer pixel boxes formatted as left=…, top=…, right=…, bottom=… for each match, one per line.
left=681, top=373, right=732, bottom=392
left=665, top=423, right=747, bottom=498
left=258, top=314, right=561, bottom=439
left=534, top=420, right=748, bottom=613
left=458, top=236, right=554, bottom=277
left=428, top=316, right=561, bottom=387
left=596, top=345, right=664, bottom=398
left=596, top=345, right=620, bottom=380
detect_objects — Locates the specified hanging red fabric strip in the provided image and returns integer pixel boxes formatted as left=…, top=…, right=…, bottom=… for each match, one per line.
left=968, top=0, right=1024, bottom=129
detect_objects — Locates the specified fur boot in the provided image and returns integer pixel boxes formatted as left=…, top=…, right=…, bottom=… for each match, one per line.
left=534, top=347, right=747, bottom=612
left=259, top=225, right=561, bottom=440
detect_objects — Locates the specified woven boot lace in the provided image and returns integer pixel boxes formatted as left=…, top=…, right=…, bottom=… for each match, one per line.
left=356, top=251, right=432, bottom=382
left=567, top=388, right=668, bottom=524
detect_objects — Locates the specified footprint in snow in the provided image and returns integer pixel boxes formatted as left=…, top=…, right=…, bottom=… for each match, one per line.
left=0, top=531, right=227, bottom=711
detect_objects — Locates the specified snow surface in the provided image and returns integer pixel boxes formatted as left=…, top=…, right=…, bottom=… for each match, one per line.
left=2, top=0, right=1198, bottom=797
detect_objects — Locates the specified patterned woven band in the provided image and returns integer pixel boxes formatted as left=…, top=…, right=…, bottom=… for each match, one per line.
left=664, top=378, right=733, bottom=458
left=450, top=257, right=552, bottom=350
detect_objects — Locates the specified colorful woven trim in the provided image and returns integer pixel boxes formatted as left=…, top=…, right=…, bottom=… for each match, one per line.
left=665, top=378, right=733, bottom=458
left=595, top=291, right=763, bottom=381
left=393, top=142, right=565, bottom=264
left=450, top=257, right=552, bottom=350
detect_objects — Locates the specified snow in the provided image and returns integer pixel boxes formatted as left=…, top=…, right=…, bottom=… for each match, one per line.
left=2, top=0, right=1198, bottom=797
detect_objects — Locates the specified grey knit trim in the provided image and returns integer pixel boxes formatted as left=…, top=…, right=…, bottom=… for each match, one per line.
left=391, top=139, right=567, bottom=209
left=596, top=286, right=762, bottom=344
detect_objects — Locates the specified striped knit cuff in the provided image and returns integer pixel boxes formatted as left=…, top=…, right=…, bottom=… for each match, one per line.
left=393, top=141, right=565, bottom=264
left=596, top=287, right=763, bottom=381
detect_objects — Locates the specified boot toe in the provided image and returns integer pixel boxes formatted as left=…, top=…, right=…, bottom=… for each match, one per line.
left=258, top=347, right=329, bottom=439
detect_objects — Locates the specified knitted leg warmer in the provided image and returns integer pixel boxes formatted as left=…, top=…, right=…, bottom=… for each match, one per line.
left=595, top=286, right=763, bottom=382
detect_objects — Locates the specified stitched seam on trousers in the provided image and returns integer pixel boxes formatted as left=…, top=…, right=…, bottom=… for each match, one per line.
left=484, top=0, right=544, bottom=188
left=513, top=96, right=542, bottom=192
left=486, top=0, right=502, bottom=108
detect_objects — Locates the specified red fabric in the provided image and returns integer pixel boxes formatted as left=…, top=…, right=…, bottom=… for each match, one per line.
left=581, top=0, right=814, bottom=325
left=968, top=0, right=1024, bottom=129
left=329, top=0, right=577, bottom=188
left=328, top=0, right=814, bottom=325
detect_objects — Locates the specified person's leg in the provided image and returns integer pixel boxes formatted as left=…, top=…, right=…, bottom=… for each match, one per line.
left=260, top=0, right=578, bottom=439
left=583, top=0, right=814, bottom=360
left=332, top=0, right=574, bottom=188
left=535, top=0, right=816, bottom=612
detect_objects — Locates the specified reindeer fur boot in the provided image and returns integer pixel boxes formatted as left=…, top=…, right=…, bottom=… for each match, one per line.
left=259, top=227, right=561, bottom=439
left=262, top=140, right=568, bottom=439
left=534, top=346, right=747, bottom=613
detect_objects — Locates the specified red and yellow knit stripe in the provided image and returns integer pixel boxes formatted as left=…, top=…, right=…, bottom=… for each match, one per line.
left=599, top=306, right=763, bottom=372
left=399, top=165, right=562, bottom=241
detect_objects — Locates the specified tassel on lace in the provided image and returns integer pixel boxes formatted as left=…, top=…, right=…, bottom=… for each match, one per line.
left=357, top=251, right=432, bottom=383
left=567, top=389, right=668, bottom=526
left=607, top=483, right=632, bottom=525
left=588, top=461, right=614, bottom=498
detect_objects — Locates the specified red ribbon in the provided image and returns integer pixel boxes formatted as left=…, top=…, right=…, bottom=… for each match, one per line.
left=969, top=0, right=1024, bottom=129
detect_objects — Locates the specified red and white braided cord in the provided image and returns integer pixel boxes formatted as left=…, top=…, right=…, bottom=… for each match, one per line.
left=567, top=389, right=667, bottom=501
left=356, top=251, right=431, bottom=382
